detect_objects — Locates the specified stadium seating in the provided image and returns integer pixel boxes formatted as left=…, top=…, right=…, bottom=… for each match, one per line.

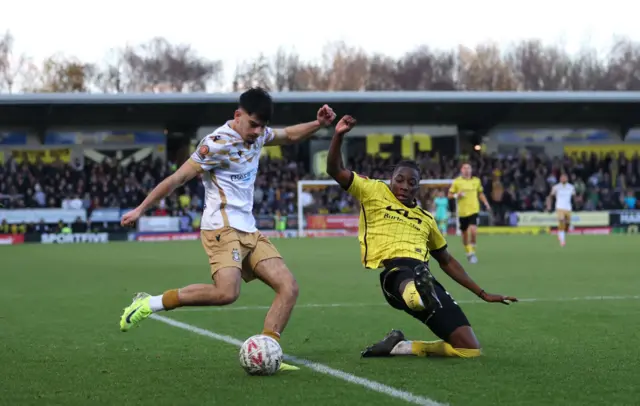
left=1, top=151, right=638, bottom=233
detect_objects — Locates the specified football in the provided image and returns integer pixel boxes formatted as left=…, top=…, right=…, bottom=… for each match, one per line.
left=239, top=334, right=283, bottom=376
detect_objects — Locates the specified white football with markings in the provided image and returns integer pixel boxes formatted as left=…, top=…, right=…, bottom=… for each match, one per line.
left=239, top=334, right=283, bottom=376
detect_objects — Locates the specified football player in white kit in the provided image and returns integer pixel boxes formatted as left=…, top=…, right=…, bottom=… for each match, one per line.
left=118, top=88, right=336, bottom=361
left=546, top=173, right=575, bottom=247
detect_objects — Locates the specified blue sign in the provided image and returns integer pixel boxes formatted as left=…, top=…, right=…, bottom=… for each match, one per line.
left=89, top=208, right=121, bottom=222
left=0, top=132, right=27, bottom=145
left=45, top=131, right=165, bottom=145
left=493, top=128, right=613, bottom=143
left=626, top=128, right=640, bottom=141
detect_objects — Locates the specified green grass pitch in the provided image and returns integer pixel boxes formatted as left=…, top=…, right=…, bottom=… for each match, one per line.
left=1, top=235, right=639, bottom=406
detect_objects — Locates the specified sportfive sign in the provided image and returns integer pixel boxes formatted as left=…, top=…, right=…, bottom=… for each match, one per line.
left=41, top=233, right=109, bottom=244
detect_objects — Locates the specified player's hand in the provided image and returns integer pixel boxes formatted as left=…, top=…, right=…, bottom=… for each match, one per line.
left=317, top=104, right=336, bottom=126
left=335, top=115, right=357, bottom=135
left=121, top=208, right=143, bottom=227
left=479, top=291, right=518, bottom=305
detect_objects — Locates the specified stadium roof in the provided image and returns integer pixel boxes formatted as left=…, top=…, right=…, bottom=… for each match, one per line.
left=0, top=91, right=639, bottom=129
left=2, top=91, right=640, bottom=104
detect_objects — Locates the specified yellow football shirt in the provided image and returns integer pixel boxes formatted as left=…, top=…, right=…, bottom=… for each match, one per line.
left=450, top=176, right=483, bottom=218
left=346, top=172, right=447, bottom=269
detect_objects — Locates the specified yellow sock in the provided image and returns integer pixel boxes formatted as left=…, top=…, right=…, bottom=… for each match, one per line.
left=401, top=281, right=425, bottom=311
left=161, top=289, right=181, bottom=310
left=464, top=244, right=475, bottom=254
left=262, top=329, right=281, bottom=342
left=410, top=340, right=482, bottom=358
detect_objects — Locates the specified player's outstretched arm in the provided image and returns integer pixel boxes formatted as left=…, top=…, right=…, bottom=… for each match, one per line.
left=431, top=248, right=518, bottom=305
left=266, top=105, right=336, bottom=145
left=326, top=115, right=358, bottom=189
left=120, top=160, right=201, bottom=227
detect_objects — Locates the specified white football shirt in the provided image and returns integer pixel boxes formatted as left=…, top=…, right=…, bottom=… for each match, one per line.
left=552, top=183, right=575, bottom=211
left=190, top=122, right=275, bottom=232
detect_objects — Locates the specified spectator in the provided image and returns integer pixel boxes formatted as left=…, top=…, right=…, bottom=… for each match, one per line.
left=2, top=148, right=639, bottom=232
left=62, top=194, right=83, bottom=210
left=33, top=183, right=46, bottom=207
left=178, top=187, right=191, bottom=209
left=623, top=190, right=637, bottom=209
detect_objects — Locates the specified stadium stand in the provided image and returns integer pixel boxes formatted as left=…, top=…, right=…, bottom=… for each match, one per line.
left=1, top=150, right=638, bottom=234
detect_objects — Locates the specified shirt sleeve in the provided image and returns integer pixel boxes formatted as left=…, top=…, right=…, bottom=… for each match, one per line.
left=346, top=172, right=380, bottom=201
left=263, top=127, right=276, bottom=144
left=476, top=178, right=484, bottom=193
left=190, top=136, right=230, bottom=171
left=449, top=179, right=459, bottom=194
left=427, top=217, right=448, bottom=252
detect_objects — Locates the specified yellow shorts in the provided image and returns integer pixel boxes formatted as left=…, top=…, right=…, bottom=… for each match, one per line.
left=201, top=227, right=282, bottom=282
left=556, top=210, right=571, bottom=224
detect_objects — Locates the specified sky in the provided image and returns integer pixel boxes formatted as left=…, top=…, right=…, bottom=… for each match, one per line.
left=1, top=0, right=638, bottom=89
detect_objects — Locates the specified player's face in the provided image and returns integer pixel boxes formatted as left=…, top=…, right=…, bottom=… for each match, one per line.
left=390, top=167, right=420, bottom=205
left=234, top=109, right=266, bottom=144
left=461, top=164, right=472, bottom=178
left=560, top=174, right=568, bottom=183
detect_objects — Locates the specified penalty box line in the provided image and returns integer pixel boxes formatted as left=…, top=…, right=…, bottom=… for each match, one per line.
left=177, top=294, right=640, bottom=312
left=150, top=314, right=446, bottom=406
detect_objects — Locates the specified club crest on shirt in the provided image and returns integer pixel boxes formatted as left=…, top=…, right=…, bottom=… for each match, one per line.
left=232, top=248, right=241, bottom=262
left=197, top=144, right=210, bottom=159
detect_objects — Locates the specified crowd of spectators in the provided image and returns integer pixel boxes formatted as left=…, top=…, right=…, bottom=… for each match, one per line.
left=1, top=148, right=639, bottom=232
left=302, top=151, right=640, bottom=225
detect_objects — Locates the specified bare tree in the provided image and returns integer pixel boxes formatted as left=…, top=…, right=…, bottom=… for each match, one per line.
left=604, top=37, right=640, bottom=90
left=233, top=53, right=272, bottom=91
left=393, top=46, right=457, bottom=90
left=271, top=48, right=312, bottom=91
left=506, top=40, right=573, bottom=90
left=27, top=54, right=95, bottom=93
left=321, top=41, right=369, bottom=90
left=6, top=32, right=640, bottom=94
left=566, top=48, right=608, bottom=90
left=457, top=43, right=516, bottom=90
left=91, top=49, right=126, bottom=93
left=366, top=54, right=398, bottom=90
left=95, top=37, right=223, bottom=93
left=294, top=63, right=329, bottom=91
left=0, top=31, right=31, bottom=93
left=0, top=31, right=13, bottom=92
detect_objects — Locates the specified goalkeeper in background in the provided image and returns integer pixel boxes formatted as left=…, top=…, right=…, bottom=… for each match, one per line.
left=326, top=115, right=517, bottom=359
left=432, top=189, right=450, bottom=235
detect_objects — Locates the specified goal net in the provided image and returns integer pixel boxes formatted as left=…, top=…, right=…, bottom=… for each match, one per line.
left=296, top=179, right=458, bottom=238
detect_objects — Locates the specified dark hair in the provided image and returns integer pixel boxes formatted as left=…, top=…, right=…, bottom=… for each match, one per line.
left=239, top=87, right=273, bottom=123
left=393, top=160, right=420, bottom=174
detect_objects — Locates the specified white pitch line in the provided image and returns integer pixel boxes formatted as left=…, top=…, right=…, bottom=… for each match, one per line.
left=176, top=294, right=640, bottom=312
left=151, top=314, right=446, bottom=406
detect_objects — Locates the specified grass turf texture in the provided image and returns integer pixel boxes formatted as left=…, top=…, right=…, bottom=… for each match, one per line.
left=1, top=235, right=639, bottom=406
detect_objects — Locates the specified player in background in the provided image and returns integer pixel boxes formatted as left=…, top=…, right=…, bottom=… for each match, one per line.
left=448, top=164, right=491, bottom=264
left=118, top=88, right=336, bottom=356
left=546, top=173, right=575, bottom=247
left=432, top=189, right=450, bottom=235
left=326, top=116, right=517, bottom=359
